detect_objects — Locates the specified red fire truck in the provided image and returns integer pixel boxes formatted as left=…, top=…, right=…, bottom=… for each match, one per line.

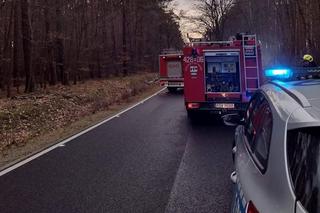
left=183, top=34, right=264, bottom=117
left=159, top=50, right=184, bottom=92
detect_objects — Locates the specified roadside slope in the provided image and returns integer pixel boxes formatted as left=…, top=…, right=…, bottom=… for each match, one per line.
left=0, top=73, right=160, bottom=168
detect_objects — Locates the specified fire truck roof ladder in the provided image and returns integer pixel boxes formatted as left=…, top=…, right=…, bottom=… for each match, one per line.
left=242, top=34, right=260, bottom=91
left=187, top=40, right=233, bottom=47
left=161, top=49, right=183, bottom=55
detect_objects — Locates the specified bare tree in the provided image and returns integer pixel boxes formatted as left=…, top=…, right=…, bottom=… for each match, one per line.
left=201, top=0, right=320, bottom=66
left=121, top=0, right=128, bottom=76
left=20, top=0, right=34, bottom=92
left=12, top=0, right=19, bottom=96
left=0, top=0, right=183, bottom=96
left=194, top=0, right=234, bottom=40
left=55, top=0, right=67, bottom=85
left=44, top=0, right=56, bottom=86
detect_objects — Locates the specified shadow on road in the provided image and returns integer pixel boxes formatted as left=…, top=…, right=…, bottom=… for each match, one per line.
left=166, top=88, right=184, bottom=95
left=167, top=106, right=235, bottom=213
left=187, top=112, right=226, bottom=127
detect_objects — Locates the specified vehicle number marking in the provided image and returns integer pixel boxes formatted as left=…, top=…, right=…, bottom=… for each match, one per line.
left=184, top=56, right=204, bottom=63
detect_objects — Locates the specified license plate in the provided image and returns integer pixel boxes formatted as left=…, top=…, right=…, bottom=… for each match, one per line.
left=215, top=103, right=235, bottom=109
left=168, top=82, right=178, bottom=85
left=168, top=82, right=183, bottom=86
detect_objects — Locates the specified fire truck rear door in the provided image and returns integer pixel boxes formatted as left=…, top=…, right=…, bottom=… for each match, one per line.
left=204, top=51, right=241, bottom=96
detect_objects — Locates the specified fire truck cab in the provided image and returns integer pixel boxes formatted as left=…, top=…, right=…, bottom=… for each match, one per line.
left=183, top=34, right=264, bottom=117
left=159, top=50, right=184, bottom=93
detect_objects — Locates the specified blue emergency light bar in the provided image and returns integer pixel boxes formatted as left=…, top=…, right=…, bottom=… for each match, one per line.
left=265, top=68, right=292, bottom=78
left=265, top=67, right=320, bottom=81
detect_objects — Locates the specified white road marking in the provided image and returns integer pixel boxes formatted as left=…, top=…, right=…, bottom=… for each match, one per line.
left=165, top=136, right=190, bottom=213
left=0, top=87, right=166, bottom=176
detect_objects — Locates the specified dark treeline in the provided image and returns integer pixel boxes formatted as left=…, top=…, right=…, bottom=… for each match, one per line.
left=0, top=0, right=183, bottom=96
left=195, top=0, right=320, bottom=66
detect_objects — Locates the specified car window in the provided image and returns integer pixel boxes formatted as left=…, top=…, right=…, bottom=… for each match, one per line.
left=244, top=93, right=264, bottom=147
left=244, top=93, right=273, bottom=173
left=244, top=94, right=261, bottom=146
left=287, top=128, right=320, bottom=213
left=253, top=101, right=272, bottom=171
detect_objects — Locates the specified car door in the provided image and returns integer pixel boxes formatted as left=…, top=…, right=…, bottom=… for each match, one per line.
left=232, top=93, right=261, bottom=213
left=232, top=92, right=273, bottom=213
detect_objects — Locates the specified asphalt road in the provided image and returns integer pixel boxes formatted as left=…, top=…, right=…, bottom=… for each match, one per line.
left=0, top=90, right=234, bottom=213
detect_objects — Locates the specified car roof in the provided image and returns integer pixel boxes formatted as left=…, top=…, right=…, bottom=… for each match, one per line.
left=270, top=79, right=320, bottom=108
left=287, top=80, right=320, bottom=100
left=262, top=79, right=320, bottom=129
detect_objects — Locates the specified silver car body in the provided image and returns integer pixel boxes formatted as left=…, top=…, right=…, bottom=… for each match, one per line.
left=232, top=79, right=320, bottom=213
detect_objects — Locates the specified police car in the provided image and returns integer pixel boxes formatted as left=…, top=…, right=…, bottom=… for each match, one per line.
left=223, top=67, right=320, bottom=213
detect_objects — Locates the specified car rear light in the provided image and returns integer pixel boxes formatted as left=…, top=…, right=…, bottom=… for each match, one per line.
left=187, top=103, right=200, bottom=109
left=246, top=201, right=259, bottom=213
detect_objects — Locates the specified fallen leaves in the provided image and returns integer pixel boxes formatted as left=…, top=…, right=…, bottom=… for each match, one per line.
left=0, top=73, right=157, bottom=152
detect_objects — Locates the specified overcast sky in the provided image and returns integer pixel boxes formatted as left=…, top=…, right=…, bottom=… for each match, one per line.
left=174, top=0, right=195, bottom=10
left=172, top=0, right=200, bottom=39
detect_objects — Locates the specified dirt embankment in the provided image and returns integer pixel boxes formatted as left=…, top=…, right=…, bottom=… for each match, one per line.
left=0, top=73, right=160, bottom=167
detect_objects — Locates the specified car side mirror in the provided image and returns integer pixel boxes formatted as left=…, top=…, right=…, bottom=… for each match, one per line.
left=222, top=113, right=244, bottom=126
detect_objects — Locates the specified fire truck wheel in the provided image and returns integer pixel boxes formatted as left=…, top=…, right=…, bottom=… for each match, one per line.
left=167, top=87, right=177, bottom=93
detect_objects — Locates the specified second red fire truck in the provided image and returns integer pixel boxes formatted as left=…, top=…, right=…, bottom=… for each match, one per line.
left=183, top=34, right=264, bottom=117
left=159, top=50, right=184, bottom=93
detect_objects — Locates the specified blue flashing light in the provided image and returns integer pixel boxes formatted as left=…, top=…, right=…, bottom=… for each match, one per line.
left=265, top=68, right=292, bottom=79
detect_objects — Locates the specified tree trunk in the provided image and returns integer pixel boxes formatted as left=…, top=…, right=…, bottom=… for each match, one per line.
left=0, top=1, right=14, bottom=93
left=21, top=0, right=34, bottom=93
left=111, top=17, right=117, bottom=76
left=44, top=0, right=56, bottom=85
left=122, top=0, right=128, bottom=76
left=55, top=0, right=68, bottom=85
left=12, top=0, right=19, bottom=95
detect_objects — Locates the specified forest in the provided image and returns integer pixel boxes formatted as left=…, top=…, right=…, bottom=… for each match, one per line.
left=0, top=0, right=183, bottom=97
left=194, top=0, right=320, bottom=66
left=1, top=0, right=320, bottom=97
